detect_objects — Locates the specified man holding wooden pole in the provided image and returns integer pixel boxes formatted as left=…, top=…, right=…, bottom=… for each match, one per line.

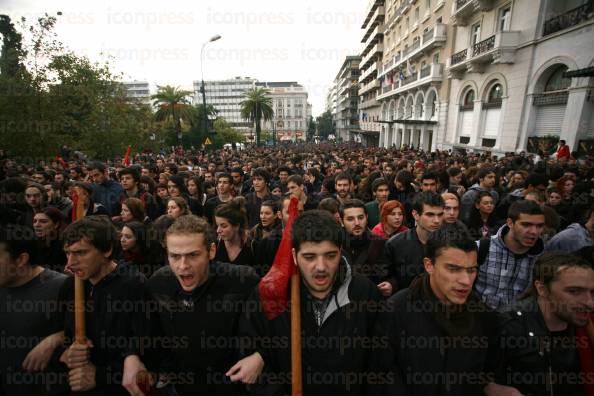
left=58, top=216, right=151, bottom=395
left=238, top=207, right=387, bottom=395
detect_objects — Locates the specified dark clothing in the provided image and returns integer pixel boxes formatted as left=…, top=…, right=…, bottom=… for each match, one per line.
left=255, top=224, right=283, bottom=275
left=493, top=297, right=586, bottom=396
left=120, top=187, right=160, bottom=220
left=58, top=263, right=151, bottom=396
left=378, top=227, right=426, bottom=293
left=342, top=230, right=387, bottom=285
left=239, top=260, right=384, bottom=396
left=0, top=269, right=68, bottom=396
left=305, top=179, right=322, bottom=195
left=147, top=262, right=259, bottom=396
left=204, top=196, right=231, bottom=224
left=245, top=192, right=278, bottom=228
left=381, top=274, right=500, bottom=395
left=65, top=201, right=109, bottom=223
left=91, top=180, right=124, bottom=217
left=215, top=239, right=256, bottom=268
left=48, top=197, right=73, bottom=223
left=37, top=239, right=67, bottom=273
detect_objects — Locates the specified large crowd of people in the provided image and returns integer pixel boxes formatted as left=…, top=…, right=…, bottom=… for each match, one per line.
left=0, top=141, right=593, bottom=396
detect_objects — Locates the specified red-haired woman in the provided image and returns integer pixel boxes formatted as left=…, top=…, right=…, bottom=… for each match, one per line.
left=372, top=200, right=408, bottom=239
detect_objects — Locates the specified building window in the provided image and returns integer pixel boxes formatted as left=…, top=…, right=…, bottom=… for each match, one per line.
left=498, top=5, right=511, bottom=31
left=471, top=22, right=481, bottom=46
left=436, top=16, right=442, bottom=24
left=488, top=84, right=503, bottom=104
left=463, top=89, right=475, bottom=107
left=544, top=66, right=571, bottom=92
left=415, top=7, right=420, bottom=21
left=426, top=0, right=431, bottom=10
left=432, top=52, right=439, bottom=64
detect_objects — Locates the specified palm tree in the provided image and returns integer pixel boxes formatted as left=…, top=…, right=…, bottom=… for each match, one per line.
left=151, top=85, right=193, bottom=144
left=240, top=87, right=273, bottom=146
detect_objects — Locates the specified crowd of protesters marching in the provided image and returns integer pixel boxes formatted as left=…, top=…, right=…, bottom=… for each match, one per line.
left=1, top=140, right=593, bottom=396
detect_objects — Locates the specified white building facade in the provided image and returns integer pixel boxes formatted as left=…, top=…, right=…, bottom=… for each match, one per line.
left=122, top=81, right=151, bottom=106
left=256, top=82, right=310, bottom=142
left=443, top=0, right=594, bottom=155
left=193, top=77, right=256, bottom=135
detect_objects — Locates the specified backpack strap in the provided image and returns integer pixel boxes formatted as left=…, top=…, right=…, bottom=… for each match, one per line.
left=478, top=237, right=491, bottom=266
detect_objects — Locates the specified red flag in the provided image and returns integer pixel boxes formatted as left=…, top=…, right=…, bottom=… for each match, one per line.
left=577, top=316, right=594, bottom=396
left=55, top=155, right=67, bottom=169
left=123, top=145, right=132, bottom=166
left=71, top=190, right=79, bottom=222
left=259, top=197, right=300, bottom=320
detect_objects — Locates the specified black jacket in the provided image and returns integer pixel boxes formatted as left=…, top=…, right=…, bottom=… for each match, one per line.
left=378, top=227, right=425, bottom=293
left=492, top=297, right=586, bottom=396
left=342, top=229, right=387, bottom=285
left=147, top=262, right=259, bottom=396
left=381, top=275, right=501, bottom=395
left=58, top=263, right=151, bottom=396
left=239, top=259, right=386, bottom=396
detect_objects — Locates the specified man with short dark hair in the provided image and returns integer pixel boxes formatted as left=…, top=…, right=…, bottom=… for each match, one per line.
left=420, top=171, right=439, bottom=193
left=475, top=200, right=546, bottom=310
left=340, top=199, right=389, bottom=296
left=239, top=210, right=384, bottom=395
left=45, top=181, right=72, bottom=221
left=245, top=167, right=278, bottom=228
left=0, top=225, right=68, bottom=396
left=118, top=167, right=159, bottom=220
left=287, top=174, right=318, bottom=211
left=334, top=172, right=353, bottom=205
left=58, top=216, right=150, bottom=395
left=365, top=177, right=390, bottom=228
left=87, top=161, right=124, bottom=217
left=379, top=191, right=445, bottom=295
left=382, top=230, right=500, bottom=395
left=461, top=168, right=498, bottom=222
left=21, top=183, right=46, bottom=228
left=487, top=252, right=594, bottom=396
left=277, top=166, right=291, bottom=194
left=230, top=167, right=250, bottom=197
left=204, top=172, right=233, bottom=223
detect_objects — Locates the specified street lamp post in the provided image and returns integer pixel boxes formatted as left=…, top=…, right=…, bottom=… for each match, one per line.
left=200, top=34, right=222, bottom=142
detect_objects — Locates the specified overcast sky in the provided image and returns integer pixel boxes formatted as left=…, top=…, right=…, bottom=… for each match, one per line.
left=4, top=0, right=366, bottom=116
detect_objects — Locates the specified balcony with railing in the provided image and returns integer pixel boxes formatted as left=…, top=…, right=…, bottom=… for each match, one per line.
left=359, top=80, right=380, bottom=95
left=451, top=0, right=496, bottom=26
left=362, top=5, right=385, bottom=31
left=362, top=0, right=384, bottom=29
left=362, top=20, right=385, bottom=45
left=359, top=61, right=379, bottom=84
left=387, top=23, right=447, bottom=71
left=377, top=63, right=444, bottom=101
left=361, top=42, right=384, bottom=69
left=447, top=31, right=520, bottom=77
left=360, top=97, right=379, bottom=109
left=542, top=0, right=594, bottom=36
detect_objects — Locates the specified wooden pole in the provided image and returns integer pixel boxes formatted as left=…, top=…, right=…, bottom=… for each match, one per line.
left=72, top=187, right=87, bottom=344
left=74, top=277, right=86, bottom=343
left=291, top=270, right=302, bottom=396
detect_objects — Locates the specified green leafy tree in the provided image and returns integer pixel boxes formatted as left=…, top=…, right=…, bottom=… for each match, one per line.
left=306, top=116, right=316, bottom=142
left=316, top=110, right=335, bottom=140
left=214, top=118, right=245, bottom=144
left=240, top=87, right=273, bottom=146
left=0, top=13, right=156, bottom=160
left=151, top=85, right=193, bottom=144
